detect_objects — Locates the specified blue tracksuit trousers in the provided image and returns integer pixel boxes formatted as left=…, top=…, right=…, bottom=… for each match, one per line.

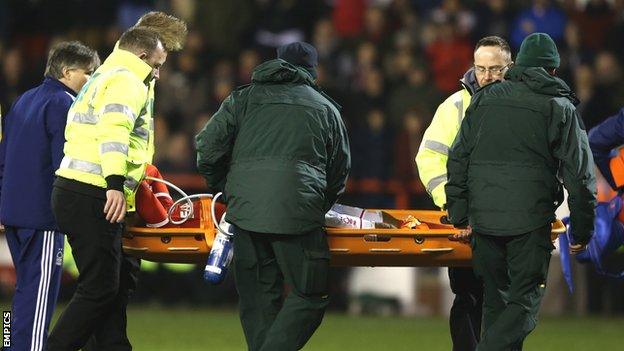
left=5, top=226, right=64, bottom=351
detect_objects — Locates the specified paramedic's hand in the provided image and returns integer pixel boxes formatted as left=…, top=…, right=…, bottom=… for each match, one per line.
left=449, top=226, right=472, bottom=243
left=104, top=190, right=126, bottom=223
left=569, top=243, right=586, bottom=255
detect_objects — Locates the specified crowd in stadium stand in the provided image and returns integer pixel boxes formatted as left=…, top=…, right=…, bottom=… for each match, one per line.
left=1, top=0, right=623, bottom=313
left=2, top=1, right=623, bottom=199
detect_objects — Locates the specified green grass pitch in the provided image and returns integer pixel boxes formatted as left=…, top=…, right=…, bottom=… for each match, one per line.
left=119, top=307, right=621, bottom=350
left=2, top=303, right=621, bottom=350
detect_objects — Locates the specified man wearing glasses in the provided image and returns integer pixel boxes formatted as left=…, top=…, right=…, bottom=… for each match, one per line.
left=446, top=33, right=595, bottom=350
left=416, top=36, right=512, bottom=351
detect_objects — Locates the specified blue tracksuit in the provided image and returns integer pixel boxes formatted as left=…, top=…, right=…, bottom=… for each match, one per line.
left=0, top=77, right=75, bottom=351
left=588, top=107, right=624, bottom=188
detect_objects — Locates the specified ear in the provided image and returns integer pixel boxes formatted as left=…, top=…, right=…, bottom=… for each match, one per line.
left=138, top=52, right=148, bottom=60
left=61, top=67, right=73, bottom=80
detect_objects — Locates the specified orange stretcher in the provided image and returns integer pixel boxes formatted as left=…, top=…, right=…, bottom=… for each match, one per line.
left=123, top=197, right=566, bottom=267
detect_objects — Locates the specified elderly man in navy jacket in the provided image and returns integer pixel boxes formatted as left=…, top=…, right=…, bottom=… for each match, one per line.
left=0, top=41, right=99, bottom=351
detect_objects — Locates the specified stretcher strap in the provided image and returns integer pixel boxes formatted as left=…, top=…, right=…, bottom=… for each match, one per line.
left=358, top=208, right=365, bottom=229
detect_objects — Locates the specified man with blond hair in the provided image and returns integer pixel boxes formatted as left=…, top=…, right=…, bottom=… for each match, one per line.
left=80, top=11, right=188, bottom=351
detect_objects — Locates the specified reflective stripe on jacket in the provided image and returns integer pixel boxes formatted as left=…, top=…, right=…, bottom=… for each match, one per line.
left=56, top=48, right=153, bottom=211
left=416, top=87, right=472, bottom=208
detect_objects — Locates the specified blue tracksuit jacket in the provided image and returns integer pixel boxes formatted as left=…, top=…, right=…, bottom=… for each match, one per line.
left=0, top=77, right=75, bottom=229
left=0, top=77, right=74, bottom=351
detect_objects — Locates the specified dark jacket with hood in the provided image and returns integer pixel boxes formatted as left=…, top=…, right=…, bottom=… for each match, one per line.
left=446, top=65, right=596, bottom=244
left=196, top=59, right=351, bottom=235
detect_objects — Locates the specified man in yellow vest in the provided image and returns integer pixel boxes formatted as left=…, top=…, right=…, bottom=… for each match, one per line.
left=415, top=36, right=513, bottom=351
left=79, top=12, right=187, bottom=351
left=47, top=27, right=167, bottom=351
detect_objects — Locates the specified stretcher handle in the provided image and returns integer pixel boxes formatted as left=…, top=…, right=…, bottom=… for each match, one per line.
left=421, top=247, right=454, bottom=253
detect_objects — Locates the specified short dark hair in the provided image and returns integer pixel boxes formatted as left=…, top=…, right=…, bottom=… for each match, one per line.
left=475, top=36, right=512, bottom=60
left=44, top=41, right=100, bottom=79
left=118, top=27, right=161, bottom=56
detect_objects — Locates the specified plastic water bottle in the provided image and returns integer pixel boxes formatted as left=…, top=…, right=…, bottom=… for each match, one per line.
left=204, top=221, right=234, bottom=284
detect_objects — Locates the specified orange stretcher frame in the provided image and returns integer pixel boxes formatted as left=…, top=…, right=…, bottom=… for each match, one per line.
left=123, top=198, right=566, bottom=267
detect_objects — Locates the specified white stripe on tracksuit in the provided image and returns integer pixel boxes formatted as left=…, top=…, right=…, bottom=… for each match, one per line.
left=30, top=231, right=54, bottom=351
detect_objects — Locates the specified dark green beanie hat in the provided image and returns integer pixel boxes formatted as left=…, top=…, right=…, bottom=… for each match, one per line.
left=516, top=32, right=560, bottom=69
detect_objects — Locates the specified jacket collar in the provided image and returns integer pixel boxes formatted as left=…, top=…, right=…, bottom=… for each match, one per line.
left=43, top=77, right=77, bottom=97
left=252, top=59, right=316, bottom=86
left=102, top=48, right=152, bottom=83
left=459, top=68, right=479, bottom=96
left=251, top=59, right=342, bottom=110
left=505, top=65, right=580, bottom=105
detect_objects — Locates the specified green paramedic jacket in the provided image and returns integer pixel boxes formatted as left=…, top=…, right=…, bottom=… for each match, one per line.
left=196, top=59, right=351, bottom=235
left=446, top=65, right=596, bottom=244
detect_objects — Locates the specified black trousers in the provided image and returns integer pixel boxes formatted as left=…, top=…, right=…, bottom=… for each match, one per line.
left=47, top=186, right=139, bottom=351
left=448, top=267, right=484, bottom=351
left=82, top=252, right=140, bottom=351
left=232, top=226, right=330, bottom=351
left=472, top=225, right=553, bottom=351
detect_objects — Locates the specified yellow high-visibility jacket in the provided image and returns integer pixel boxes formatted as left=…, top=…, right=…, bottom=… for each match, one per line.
left=56, top=48, right=155, bottom=211
left=416, top=79, right=474, bottom=209
left=113, top=41, right=157, bottom=157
